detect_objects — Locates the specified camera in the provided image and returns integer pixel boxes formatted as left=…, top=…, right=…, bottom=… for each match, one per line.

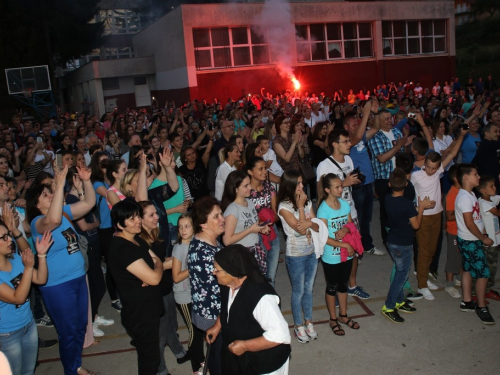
left=351, top=167, right=366, bottom=190
left=408, top=112, right=417, bottom=120
left=461, top=124, right=469, bottom=131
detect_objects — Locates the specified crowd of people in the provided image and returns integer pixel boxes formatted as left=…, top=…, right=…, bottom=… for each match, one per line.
left=0, top=74, right=499, bottom=375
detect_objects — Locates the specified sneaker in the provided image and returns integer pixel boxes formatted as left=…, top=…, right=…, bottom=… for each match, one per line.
left=485, top=289, right=500, bottom=301
left=38, top=337, right=58, bottom=349
left=396, top=301, right=417, bottom=313
left=304, top=323, right=318, bottom=340
left=347, top=285, right=371, bottom=299
left=417, top=288, right=435, bottom=300
left=454, top=279, right=462, bottom=287
left=111, top=299, right=123, bottom=312
left=406, top=291, right=424, bottom=301
left=427, top=280, right=439, bottom=290
left=367, top=247, right=386, bottom=255
left=294, top=326, right=310, bottom=344
left=475, top=306, right=495, bottom=325
left=36, top=315, right=54, bottom=328
left=92, top=323, right=104, bottom=337
left=471, top=295, right=490, bottom=306
left=381, top=306, right=404, bottom=323
left=94, top=315, right=115, bottom=326
left=445, top=286, right=461, bottom=299
left=428, top=271, right=438, bottom=281
left=460, top=300, right=476, bottom=312
left=404, top=298, right=415, bottom=306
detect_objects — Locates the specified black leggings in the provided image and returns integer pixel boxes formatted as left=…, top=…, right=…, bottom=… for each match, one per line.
left=322, top=259, right=353, bottom=296
left=87, top=241, right=106, bottom=321
left=98, top=227, right=118, bottom=301
left=177, top=303, right=206, bottom=372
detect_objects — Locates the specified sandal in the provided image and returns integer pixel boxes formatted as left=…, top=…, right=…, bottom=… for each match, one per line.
left=77, top=367, right=97, bottom=375
left=329, top=318, right=345, bottom=336
left=339, top=314, right=360, bottom=330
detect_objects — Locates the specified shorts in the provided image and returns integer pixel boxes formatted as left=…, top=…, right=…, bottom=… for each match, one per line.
left=445, top=233, right=462, bottom=274
left=457, top=237, right=490, bottom=279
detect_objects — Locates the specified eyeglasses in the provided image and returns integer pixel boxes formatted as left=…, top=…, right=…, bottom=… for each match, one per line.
left=0, top=232, right=11, bottom=241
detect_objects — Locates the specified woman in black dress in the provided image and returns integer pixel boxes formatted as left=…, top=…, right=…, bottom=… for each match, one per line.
left=109, top=200, right=164, bottom=375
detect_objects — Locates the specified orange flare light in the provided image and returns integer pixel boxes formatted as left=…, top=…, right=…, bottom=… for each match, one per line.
left=292, top=78, right=301, bottom=90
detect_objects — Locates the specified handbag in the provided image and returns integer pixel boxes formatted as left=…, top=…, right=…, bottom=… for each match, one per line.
left=62, top=211, right=89, bottom=272
left=299, top=156, right=316, bottom=181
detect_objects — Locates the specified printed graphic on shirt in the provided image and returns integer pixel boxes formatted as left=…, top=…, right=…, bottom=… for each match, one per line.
left=10, top=273, right=29, bottom=308
left=61, top=227, right=80, bottom=254
left=328, top=214, right=349, bottom=256
left=472, top=201, right=482, bottom=222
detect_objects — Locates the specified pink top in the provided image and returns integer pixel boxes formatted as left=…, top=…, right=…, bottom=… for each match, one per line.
left=106, top=185, right=126, bottom=209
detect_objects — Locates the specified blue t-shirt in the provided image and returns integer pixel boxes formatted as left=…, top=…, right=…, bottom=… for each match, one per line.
left=349, top=133, right=375, bottom=185
left=0, top=254, right=32, bottom=333
left=93, top=181, right=112, bottom=228
left=31, top=205, right=85, bottom=287
left=385, top=195, right=418, bottom=246
left=317, top=199, right=351, bottom=265
left=460, top=133, right=481, bottom=164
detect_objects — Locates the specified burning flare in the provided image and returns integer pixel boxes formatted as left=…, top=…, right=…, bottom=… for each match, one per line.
left=292, top=78, right=301, bottom=90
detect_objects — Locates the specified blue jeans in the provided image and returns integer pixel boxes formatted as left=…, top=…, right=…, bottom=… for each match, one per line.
left=285, top=252, right=318, bottom=326
left=261, top=224, right=281, bottom=287
left=385, top=243, right=413, bottom=309
left=352, top=183, right=375, bottom=251
left=40, top=275, right=88, bottom=375
left=0, top=318, right=38, bottom=375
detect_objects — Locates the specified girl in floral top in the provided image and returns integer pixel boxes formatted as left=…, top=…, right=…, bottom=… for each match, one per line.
left=246, top=156, right=281, bottom=287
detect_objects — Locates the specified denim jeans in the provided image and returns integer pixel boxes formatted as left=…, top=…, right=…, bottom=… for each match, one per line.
left=262, top=224, right=281, bottom=287
left=285, top=252, right=318, bottom=326
left=0, top=318, right=38, bottom=375
left=385, top=242, right=413, bottom=310
left=352, top=183, right=375, bottom=251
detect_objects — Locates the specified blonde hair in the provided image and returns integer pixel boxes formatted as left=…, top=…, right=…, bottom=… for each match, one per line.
left=121, top=169, right=139, bottom=197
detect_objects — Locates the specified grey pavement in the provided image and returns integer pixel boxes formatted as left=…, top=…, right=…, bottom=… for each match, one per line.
left=36, top=200, right=500, bottom=374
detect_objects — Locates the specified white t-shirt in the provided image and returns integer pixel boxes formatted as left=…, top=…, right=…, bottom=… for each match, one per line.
left=316, top=155, right=358, bottom=220
left=455, top=189, right=484, bottom=241
left=433, top=135, right=454, bottom=171
left=311, top=111, right=326, bottom=127
left=262, top=149, right=284, bottom=177
left=414, top=86, right=423, bottom=98
left=479, top=196, right=500, bottom=246
left=411, top=165, right=444, bottom=215
left=215, top=161, right=236, bottom=201
left=278, top=200, right=315, bottom=257
left=381, top=130, right=397, bottom=170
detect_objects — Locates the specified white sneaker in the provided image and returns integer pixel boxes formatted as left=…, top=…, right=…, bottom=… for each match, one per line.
left=427, top=280, right=439, bottom=290
left=445, top=286, right=461, bottom=298
left=93, top=323, right=105, bottom=337
left=304, top=323, right=318, bottom=340
left=418, top=288, right=435, bottom=300
left=94, top=315, right=115, bottom=326
left=454, top=279, right=462, bottom=287
left=367, top=247, right=386, bottom=255
left=294, top=326, right=310, bottom=343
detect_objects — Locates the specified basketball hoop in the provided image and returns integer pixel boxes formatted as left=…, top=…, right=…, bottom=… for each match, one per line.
left=22, top=88, right=33, bottom=98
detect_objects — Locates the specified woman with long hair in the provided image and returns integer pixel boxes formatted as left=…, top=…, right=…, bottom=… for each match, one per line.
left=179, top=140, right=213, bottom=201
left=56, top=133, right=73, bottom=154
left=273, top=116, right=303, bottom=172
left=309, top=121, right=330, bottom=167
left=105, top=159, right=128, bottom=208
left=138, top=201, right=188, bottom=375
left=317, top=173, right=360, bottom=336
left=109, top=200, right=164, bottom=375
left=214, top=143, right=240, bottom=201
left=221, top=171, right=269, bottom=271
left=105, top=131, right=121, bottom=159
left=277, top=170, right=319, bottom=343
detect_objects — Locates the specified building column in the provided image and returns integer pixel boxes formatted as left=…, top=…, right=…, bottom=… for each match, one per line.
left=94, top=78, right=106, bottom=119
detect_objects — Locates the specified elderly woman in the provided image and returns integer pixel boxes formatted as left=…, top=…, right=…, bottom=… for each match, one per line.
left=273, top=116, right=303, bottom=172
left=206, top=245, right=291, bottom=375
left=187, top=196, right=225, bottom=375
left=26, top=165, right=97, bottom=375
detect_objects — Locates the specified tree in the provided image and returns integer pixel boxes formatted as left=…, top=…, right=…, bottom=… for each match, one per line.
left=471, top=0, right=500, bottom=17
left=0, top=0, right=102, bottom=118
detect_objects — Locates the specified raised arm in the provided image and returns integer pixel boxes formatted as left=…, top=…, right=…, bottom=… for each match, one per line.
left=69, top=166, right=96, bottom=220
left=35, top=165, right=68, bottom=233
left=158, top=147, right=179, bottom=193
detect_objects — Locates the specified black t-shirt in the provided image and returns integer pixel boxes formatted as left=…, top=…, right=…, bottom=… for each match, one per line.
left=108, top=236, right=164, bottom=325
left=65, top=194, right=99, bottom=244
left=473, top=139, right=500, bottom=194
left=151, top=240, right=173, bottom=296
left=178, top=159, right=208, bottom=201
left=384, top=195, right=418, bottom=246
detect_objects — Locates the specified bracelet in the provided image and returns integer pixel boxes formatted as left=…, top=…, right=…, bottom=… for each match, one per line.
left=37, top=254, right=47, bottom=258
left=13, top=232, right=23, bottom=240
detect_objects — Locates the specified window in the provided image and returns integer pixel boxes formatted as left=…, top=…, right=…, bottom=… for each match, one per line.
left=193, top=27, right=271, bottom=69
left=102, top=78, right=120, bottom=90
left=382, top=20, right=446, bottom=56
left=100, top=9, right=142, bottom=35
left=296, top=22, right=373, bottom=62
left=104, top=47, right=134, bottom=60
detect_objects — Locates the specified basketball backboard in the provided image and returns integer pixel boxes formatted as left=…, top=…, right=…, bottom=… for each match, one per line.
left=5, top=65, right=51, bottom=95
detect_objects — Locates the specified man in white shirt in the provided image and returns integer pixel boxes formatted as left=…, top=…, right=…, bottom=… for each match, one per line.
left=414, top=82, right=423, bottom=98
left=316, top=129, right=371, bottom=299
left=310, top=102, right=326, bottom=128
